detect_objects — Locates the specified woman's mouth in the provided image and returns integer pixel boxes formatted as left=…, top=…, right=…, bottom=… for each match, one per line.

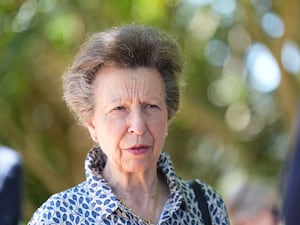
left=124, top=145, right=151, bottom=155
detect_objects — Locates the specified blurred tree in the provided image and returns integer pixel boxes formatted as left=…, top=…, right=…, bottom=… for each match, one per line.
left=0, top=0, right=299, bottom=222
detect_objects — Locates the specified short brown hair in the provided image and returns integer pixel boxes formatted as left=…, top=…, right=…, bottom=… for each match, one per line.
left=63, top=24, right=183, bottom=126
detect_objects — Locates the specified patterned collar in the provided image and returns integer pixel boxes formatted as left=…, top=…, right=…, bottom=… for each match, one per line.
left=84, top=147, right=187, bottom=222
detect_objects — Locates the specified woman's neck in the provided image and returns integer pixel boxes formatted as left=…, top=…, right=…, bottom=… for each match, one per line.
left=102, top=162, right=158, bottom=195
left=102, top=163, right=162, bottom=224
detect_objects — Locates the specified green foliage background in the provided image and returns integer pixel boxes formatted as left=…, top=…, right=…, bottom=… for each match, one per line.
left=1, top=0, right=299, bottom=222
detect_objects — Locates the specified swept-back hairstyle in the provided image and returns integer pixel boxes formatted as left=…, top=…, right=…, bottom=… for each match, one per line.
left=63, top=24, right=184, bottom=126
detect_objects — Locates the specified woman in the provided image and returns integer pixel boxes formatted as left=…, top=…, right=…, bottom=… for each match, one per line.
left=28, top=24, right=229, bottom=225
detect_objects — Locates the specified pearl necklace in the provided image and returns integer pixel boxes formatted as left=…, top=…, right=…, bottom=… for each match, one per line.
left=120, top=180, right=160, bottom=225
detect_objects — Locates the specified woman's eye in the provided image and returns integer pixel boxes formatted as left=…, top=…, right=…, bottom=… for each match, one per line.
left=113, top=106, right=125, bottom=111
left=145, top=104, right=158, bottom=109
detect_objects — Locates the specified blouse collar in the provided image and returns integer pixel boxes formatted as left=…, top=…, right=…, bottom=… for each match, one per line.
left=84, top=146, right=187, bottom=221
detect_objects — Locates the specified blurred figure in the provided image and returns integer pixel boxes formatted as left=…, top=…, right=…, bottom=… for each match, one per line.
left=227, top=182, right=281, bottom=225
left=0, top=146, right=23, bottom=225
left=283, top=108, right=300, bottom=225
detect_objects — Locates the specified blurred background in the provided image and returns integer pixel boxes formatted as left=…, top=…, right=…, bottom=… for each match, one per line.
left=0, top=0, right=299, bottom=223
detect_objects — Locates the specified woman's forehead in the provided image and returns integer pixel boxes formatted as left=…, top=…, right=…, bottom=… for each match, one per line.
left=93, top=66, right=165, bottom=101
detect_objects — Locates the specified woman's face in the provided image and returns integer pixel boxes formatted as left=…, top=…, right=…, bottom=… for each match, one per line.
left=86, top=66, right=169, bottom=173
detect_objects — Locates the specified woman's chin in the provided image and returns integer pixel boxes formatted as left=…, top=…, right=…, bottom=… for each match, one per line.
left=122, top=158, right=156, bottom=173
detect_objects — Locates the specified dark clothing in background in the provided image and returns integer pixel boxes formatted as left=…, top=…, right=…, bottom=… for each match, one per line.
left=0, top=146, right=23, bottom=225
left=284, top=112, right=300, bottom=225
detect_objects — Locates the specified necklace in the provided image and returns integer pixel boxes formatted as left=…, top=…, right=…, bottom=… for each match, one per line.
left=120, top=180, right=160, bottom=225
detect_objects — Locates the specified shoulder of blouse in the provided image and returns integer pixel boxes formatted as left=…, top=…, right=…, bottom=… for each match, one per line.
left=188, top=179, right=230, bottom=225
left=27, top=181, right=87, bottom=224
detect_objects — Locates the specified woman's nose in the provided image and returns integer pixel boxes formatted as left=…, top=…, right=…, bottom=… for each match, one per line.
left=127, top=110, right=146, bottom=135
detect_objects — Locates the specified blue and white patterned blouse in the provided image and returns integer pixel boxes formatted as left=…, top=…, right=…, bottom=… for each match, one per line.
left=28, top=147, right=229, bottom=225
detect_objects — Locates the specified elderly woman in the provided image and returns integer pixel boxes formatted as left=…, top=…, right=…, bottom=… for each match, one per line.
left=28, top=25, right=229, bottom=225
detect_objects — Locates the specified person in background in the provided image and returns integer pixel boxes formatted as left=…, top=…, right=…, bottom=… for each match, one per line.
left=227, top=182, right=281, bottom=225
left=283, top=107, right=300, bottom=225
left=0, top=145, right=23, bottom=225
left=28, top=24, right=229, bottom=224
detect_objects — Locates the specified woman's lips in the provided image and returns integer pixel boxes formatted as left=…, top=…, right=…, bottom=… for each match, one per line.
left=124, top=145, right=151, bottom=155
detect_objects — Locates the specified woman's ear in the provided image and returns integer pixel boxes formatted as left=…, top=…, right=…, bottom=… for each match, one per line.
left=85, top=118, right=97, bottom=142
